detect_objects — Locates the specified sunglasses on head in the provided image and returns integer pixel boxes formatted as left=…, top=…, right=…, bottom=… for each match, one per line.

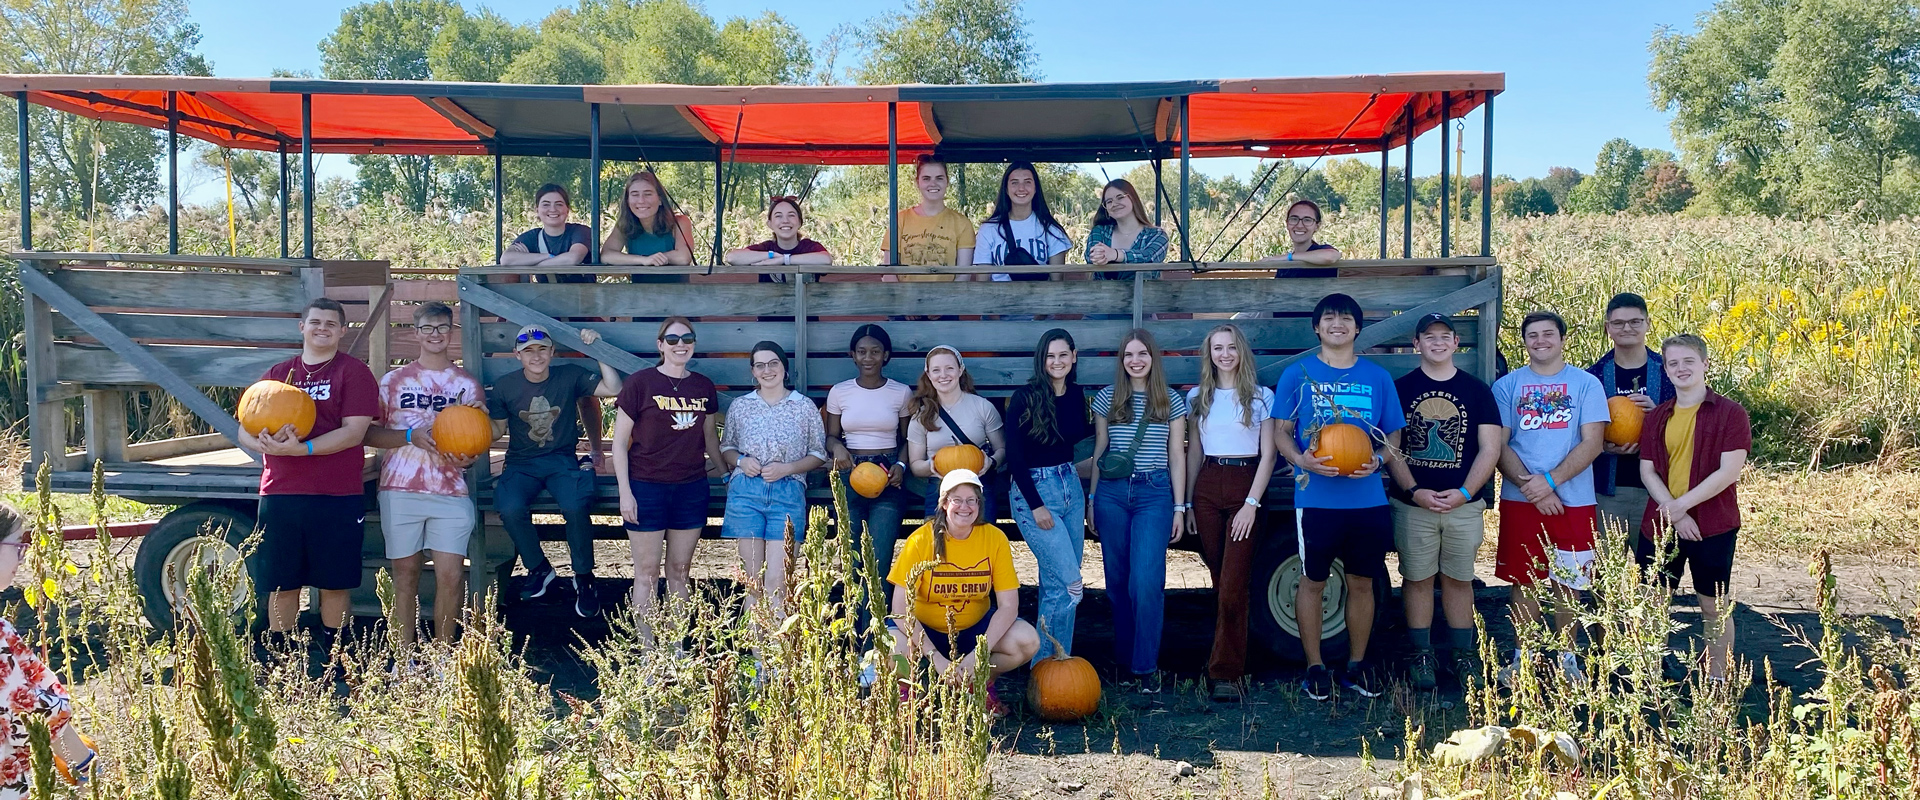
left=516, top=330, right=550, bottom=344
left=661, top=333, right=696, bottom=346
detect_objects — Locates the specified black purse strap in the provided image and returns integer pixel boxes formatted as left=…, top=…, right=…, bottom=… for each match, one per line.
left=936, top=405, right=979, bottom=450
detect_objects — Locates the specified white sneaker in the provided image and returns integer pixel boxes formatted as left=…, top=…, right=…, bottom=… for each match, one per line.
left=1557, top=651, right=1588, bottom=685
left=1496, top=650, right=1528, bottom=689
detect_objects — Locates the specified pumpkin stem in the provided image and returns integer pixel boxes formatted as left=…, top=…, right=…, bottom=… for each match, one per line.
left=1037, top=616, right=1068, bottom=661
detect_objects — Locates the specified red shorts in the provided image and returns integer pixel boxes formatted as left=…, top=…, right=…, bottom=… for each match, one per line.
left=1495, top=500, right=1598, bottom=589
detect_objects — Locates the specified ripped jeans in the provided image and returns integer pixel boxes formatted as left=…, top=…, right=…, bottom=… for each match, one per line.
left=1009, top=462, right=1086, bottom=664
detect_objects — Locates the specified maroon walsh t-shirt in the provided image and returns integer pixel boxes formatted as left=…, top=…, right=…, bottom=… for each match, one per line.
left=615, top=367, right=718, bottom=484
left=258, top=353, right=380, bottom=497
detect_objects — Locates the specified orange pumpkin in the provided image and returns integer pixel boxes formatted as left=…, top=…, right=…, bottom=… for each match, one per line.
left=849, top=461, right=889, bottom=499
left=238, top=380, right=316, bottom=439
left=1312, top=422, right=1373, bottom=476
left=433, top=404, right=494, bottom=459
left=1605, top=396, right=1645, bottom=447
left=933, top=444, right=986, bottom=476
left=1026, top=621, right=1101, bottom=722
left=53, top=734, right=97, bottom=785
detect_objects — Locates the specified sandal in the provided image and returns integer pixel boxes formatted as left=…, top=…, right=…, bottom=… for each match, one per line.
left=1210, top=679, right=1243, bottom=702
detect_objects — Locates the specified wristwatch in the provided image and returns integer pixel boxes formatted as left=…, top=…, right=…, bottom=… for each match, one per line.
left=1244, top=497, right=1261, bottom=508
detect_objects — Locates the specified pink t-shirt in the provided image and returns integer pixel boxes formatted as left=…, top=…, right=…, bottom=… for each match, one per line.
left=258, top=353, right=380, bottom=497
left=378, top=362, right=484, bottom=496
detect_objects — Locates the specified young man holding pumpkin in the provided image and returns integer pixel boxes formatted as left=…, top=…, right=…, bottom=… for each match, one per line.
left=1636, top=334, right=1750, bottom=683
left=362, top=302, right=484, bottom=646
left=243, top=298, right=380, bottom=640
left=1271, top=293, right=1405, bottom=701
left=487, top=324, right=623, bottom=618
left=1493, top=311, right=1610, bottom=687
left=1587, top=293, right=1675, bottom=542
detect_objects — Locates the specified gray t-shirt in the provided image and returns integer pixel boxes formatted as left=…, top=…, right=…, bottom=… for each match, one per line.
left=487, top=364, right=601, bottom=463
left=1493, top=364, right=1611, bottom=507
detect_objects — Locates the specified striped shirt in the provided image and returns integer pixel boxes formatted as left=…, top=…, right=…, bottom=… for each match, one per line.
left=1092, top=386, right=1189, bottom=473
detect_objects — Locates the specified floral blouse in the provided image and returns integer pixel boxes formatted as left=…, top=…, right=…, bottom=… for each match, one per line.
left=0, top=619, right=72, bottom=799
left=720, top=389, right=828, bottom=484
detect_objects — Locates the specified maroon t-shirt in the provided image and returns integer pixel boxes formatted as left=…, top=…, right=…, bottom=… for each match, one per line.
left=259, top=353, right=380, bottom=496
left=614, top=367, right=718, bottom=484
left=1638, top=390, right=1752, bottom=538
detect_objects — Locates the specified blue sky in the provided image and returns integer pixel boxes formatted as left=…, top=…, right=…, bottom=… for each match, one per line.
left=175, top=0, right=1714, bottom=196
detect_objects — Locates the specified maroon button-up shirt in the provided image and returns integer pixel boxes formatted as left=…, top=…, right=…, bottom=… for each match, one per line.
left=1638, top=389, right=1752, bottom=539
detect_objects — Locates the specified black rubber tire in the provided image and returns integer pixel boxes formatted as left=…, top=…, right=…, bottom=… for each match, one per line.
left=1248, top=512, right=1389, bottom=665
left=131, top=501, right=261, bottom=630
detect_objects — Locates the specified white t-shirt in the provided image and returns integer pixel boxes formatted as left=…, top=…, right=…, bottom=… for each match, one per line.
left=1187, top=385, right=1274, bottom=457
left=825, top=378, right=912, bottom=451
left=974, top=214, right=1072, bottom=281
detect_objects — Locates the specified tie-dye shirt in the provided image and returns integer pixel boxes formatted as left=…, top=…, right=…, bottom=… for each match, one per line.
left=379, top=362, right=485, bottom=496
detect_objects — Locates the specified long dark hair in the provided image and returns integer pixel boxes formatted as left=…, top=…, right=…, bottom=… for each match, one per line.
left=1016, top=329, right=1078, bottom=445
left=984, top=161, right=1066, bottom=237
left=615, top=171, right=678, bottom=241
left=1092, top=178, right=1152, bottom=228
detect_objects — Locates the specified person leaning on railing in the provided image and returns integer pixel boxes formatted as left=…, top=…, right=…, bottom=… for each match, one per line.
left=1087, top=178, right=1170, bottom=280
left=498, top=184, right=594, bottom=284
left=601, top=171, right=695, bottom=284
left=725, top=195, right=834, bottom=282
left=973, top=161, right=1071, bottom=282
left=1258, top=199, right=1342, bottom=278
left=883, top=155, right=975, bottom=283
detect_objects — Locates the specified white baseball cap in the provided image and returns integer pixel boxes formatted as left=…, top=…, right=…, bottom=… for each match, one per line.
left=938, top=468, right=984, bottom=500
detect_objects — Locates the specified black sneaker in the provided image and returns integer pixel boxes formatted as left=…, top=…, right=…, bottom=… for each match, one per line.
left=520, top=564, right=556, bottom=602
left=1408, top=650, right=1439, bottom=691
left=1339, top=663, right=1386, bottom=698
left=574, top=575, right=601, bottom=619
left=1301, top=664, right=1333, bottom=701
left=1450, top=652, right=1485, bottom=690
left=1136, top=671, right=1164, bottom=694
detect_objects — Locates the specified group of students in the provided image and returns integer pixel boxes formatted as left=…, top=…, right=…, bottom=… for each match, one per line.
left=496, top=158, right=1344, bottom=280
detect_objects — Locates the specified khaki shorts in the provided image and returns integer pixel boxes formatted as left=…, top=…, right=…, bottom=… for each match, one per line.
left=1392, top=499, right=1486, bottom=582
left=1596, top=486, right=1650, bottom=539
left=378, top=490, right=476, bottom=559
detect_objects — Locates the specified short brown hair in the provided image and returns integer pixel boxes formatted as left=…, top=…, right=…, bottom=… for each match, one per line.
left=303, top=298, right=347, bottom=324
left=1521, top=310, right=1566, bottom=337
left=1288, top=199, right=1323, bottom=224
left=1662, top=333, right=1709, bottom=361
left=0, top=502, right=24, bottom=545
left=412, top=301, right=453, bottom=325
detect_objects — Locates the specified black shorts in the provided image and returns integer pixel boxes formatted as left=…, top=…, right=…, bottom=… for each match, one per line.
left=1633, top=527, right=1738, bottom=598
left=920, top=615, right=992, bottom=659
left=1296, top=505, right=1393, bottom=583
left=259, top=494, right=367, bottom=592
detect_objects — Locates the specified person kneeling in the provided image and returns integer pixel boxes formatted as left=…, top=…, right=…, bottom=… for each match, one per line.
left=886, top=469, right=1039, bottom=716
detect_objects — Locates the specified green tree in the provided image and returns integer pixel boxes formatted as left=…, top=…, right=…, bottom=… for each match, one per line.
left=853, top=0, right=1038, bottom=85
left=1540, top=166, right=1584, bottom=209
left=1321, top=157, right=1408, bottom=213
left=1496, top=177, right=1558, bottom=216
left=0, top=0, right=208, bottom=213
left=1565, top=138, right=1648, bottom=213
left=320, top=0, right=477, bottom=213
left=1651, top=0, right=1920, bottom=217
left=1629, top=158, right=1697, bottom=214
left=428, top=8, right=534, bottom=82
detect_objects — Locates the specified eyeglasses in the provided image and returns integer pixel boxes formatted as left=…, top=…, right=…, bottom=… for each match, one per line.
left=0, top=540, right=28, bottom=554
left=416, top=324, right=454, bottom=335
left=1286, top=215, right=1318, bottom=225
left=661, top=334, right=696, bottom=346
left=1607, top=318, right=1649, bottom=331
left=945, top=495, right=980, bottom=508
left=751, top=360, right=782, bottom=371
left=515, top=330, right=550, bottom=344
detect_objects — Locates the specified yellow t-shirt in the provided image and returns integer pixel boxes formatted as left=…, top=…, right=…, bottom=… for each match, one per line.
left=1664, top=404, right=1700, bottom=500
left=886, top=521, right=1019, bottom=630
left=894, top=206, right=976, bottom=281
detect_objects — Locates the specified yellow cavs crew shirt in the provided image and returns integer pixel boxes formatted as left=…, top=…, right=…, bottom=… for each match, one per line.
left=887, top=521, right=1019, bottom=630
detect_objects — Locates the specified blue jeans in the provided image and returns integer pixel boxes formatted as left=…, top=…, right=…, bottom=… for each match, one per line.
left=838, top=465, right=905, bottom=586
left=1010, top=463, right=1085, bottom=664
left=721, top=474, right=808, bottom=542
left=1093, top=468, right=1174, bottom=676
left=493, top=452, right=597, bottom=575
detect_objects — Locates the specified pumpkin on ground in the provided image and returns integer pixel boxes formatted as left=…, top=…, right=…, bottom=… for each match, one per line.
left=1605, top=396, right=1645, bottom=447
left=849, top=461, right=889, bottom=499
left=1312, top=421, right=1373, bottom=476
left=933, top=444, right=986, bottom=476
left=433, top=404, right=494, bottom=459
left=238, top=380, right=316, bottom=439
left=1027, top=621, right=1101, bottom=722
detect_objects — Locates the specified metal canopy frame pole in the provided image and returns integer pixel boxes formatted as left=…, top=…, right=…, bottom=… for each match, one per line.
left=278, top=146, right=289, bottom=258
left=301, top=94, right=314, bottom=259
left=886, top=102, right=898, bottom=266
left=492, top=149, right=503, bottom=262
left=711, top=151, right=725, bottom=266
left=1438, top=91, right=1451, bottom=258
left=1480, top=96, right=1495, bottom=257
left=1402, top=111, right=1414, bottom=259
left=16, top=92, right=28, bottom=250
left=166, top=91, right=178, bottom=254
left=587, top=103, right=601, bottom=264
left=1178, top=95, right=1191, bottom=262
left=1378, top=143, right=1390, bottom=258
left=1152, top=158, right=1164, bottom=225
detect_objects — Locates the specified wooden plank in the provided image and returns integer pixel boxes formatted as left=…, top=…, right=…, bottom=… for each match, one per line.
left=50, top=268, right=305, bottom=313
left=1256, top=275, right=1503, bottom=381
left=298, top=266, right=327, bottom=307
left=458, top=277, right=653, bottom=376
left=322, top=260, right=389, bottom=288
left=1479, top=265, right=1503, bottom=384
left=54, top=343, right=287, bottom=388
left=1144, top=275, right=1470, bottom=315
left=83, top=389, right=128, bottom=464
left=21, top=264, right=71, bottom=471
left=12, top=251, right=319, bottom=272
left=52, top=312, right=304, bottom=345
left=346, top=283, right=394, bottom=363
left=123, top=433, right=231, bottom=462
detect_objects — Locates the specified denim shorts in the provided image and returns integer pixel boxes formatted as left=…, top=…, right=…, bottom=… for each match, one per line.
left=722, top=474, right=809, bottom=542
left=625, top=477, right=711, bottom=532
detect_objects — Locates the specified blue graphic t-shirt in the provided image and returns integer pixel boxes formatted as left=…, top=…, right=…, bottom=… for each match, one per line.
left=1492, top=364, right=1610, bottom=506
left=1272, top=355, right=1405, bottom=509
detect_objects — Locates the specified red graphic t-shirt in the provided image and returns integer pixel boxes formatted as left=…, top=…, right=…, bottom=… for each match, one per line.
left=614, top=367, right=717, bottom=484
left=258, top=353, right=380, bottom=497
left=378, top=362, right=484, bottom=497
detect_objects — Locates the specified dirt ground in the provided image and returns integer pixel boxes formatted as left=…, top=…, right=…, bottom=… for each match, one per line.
left=497, top=528, right=1915, bottom=800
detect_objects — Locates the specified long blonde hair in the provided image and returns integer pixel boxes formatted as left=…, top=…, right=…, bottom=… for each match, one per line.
left=1192, top=324, right=1260, bottom=428
left=1107, top=329, right=1172, bottom=424
left=909, top=347, right=978, bottom=431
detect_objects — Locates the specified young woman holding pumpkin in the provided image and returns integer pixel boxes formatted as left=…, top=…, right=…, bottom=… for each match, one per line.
left=362, top=302, right=485, bottom=645
left=906, top=346, right=1007, bottom=520
left=601, top=171, right=695, bottom=283
left=1088, top=329, right=1188, bottom=693
left=614, top=317, right=723, bottom=642
left=0, top=503, right=100, bottom=792
left=886, top=470, right=1039, bottom=715
left=825, top=325, right=913, bottom=577
left=1182, top=324, right=1277, bottom=701
left=719, top=341, right=828, bottom=623
left=1003, top=329, right=1095, bottom=663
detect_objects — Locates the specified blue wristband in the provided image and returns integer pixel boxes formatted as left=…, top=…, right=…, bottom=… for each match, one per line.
left=406, top=428, right=413, bottom=445
left=306, top=440, right=313, bottom=456
left=1458, top=486, right=1471, bottom=499
left=1543, top=473, right=1557, bottom=491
